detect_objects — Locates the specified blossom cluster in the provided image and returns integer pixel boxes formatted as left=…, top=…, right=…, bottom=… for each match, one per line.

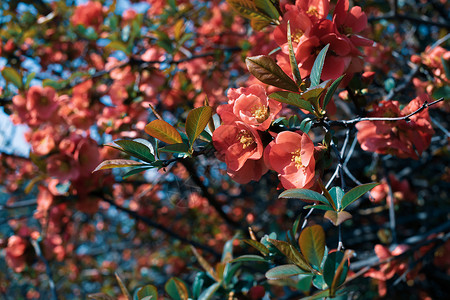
left=274, top=0, right=373, bottom=83
left=212, top=84, right=316, bottom=189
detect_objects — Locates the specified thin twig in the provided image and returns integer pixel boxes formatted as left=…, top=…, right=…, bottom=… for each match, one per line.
left=369, top=12, right=450, bottom=29
left=329, top=98, right=444, bottom=126
left=383, top=160, right=397, bottom=244
left=30, top=239, right=58, bottom=300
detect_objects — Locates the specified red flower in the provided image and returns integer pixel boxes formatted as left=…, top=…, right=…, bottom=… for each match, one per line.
left=264, top=131, right=316, bottom=189
left=5, top=236, right=29, bottom=273
left=356, top=95, right=434, bottom=159
left=212, top=121, right=266, bottom=183
left=71, top=1, right=104, bottom=29
left=273, top=5, right=312, bottom=47
left=217, top=84, right=282, bottom=131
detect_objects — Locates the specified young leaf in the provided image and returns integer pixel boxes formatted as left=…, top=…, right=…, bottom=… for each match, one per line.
left=185, top=106, right=213, bottom=147
left=299, top=118, right=312, bottom=134
left=265, top=264, right=305, bottom=280
left=324, top=211, right=352, bottom=226
left=299, top=225, right=325, bottom=270
left=115, top=273, right=132, bottom=300
left=310, top=44, right=330, bottom=87
left=1, top=67, right=22, bottom=88
left=269, top=239, right=312, bottom=272
left=145, top=120, right=183, bottom=144
left=246, top=55, right=299, bottom=92
left=165, top=277, right=189, bottom=300
left=279, top=189, right=331, bottom=206
left=286, top=21, right=302, bottom=85
left=269, top=91, right=314, bottom=113
left=137, top=285, right=158, bottom=300
left=323, top=75, right=344, bottom=111
left=192, top=273, right=205, bottom=299
left=191, top=247, right=218, bottom=281
left=227, top=0, right=272, bottom=25
left=114, top=140, right=155, bottom=163
left=243, top=239, right=270, bottom=256
left=93, top=159, right=147, bottom=172
left=122, top=166, right=154, bottom=179
left=198, top=282, right=221, bottom=300
left=341, top=183, right=379, bottom=210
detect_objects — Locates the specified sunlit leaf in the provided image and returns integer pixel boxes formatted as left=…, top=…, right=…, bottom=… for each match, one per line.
left=265, top=264, right=305, bottom=280
left=246, top=55, right=299, bottom=92
left=145, top=120, right=183, bottom=144
left=310, top=44, right=329, bottom=87
left=1, top=67, right=22, bottom=88
left=269, top=239, right=312, bottom=271
left=286, top=21, right=302, bottom=85
left=254, top=0, right=280, bottom=20
left=198, top=282, right=221, bottom=300
left=324, top=211, right=352, bottom=226
left=243, top=239, right=270, bottom=256
left=299, top=225, right=325, bottom=269
left=186, top=106, right=213, bottom=147
left=158, top=143, right=189, bottom=154
left=191, top=247, right=218, bottom=281
left=137, top=284, right=158, bottom=300
left=93, top=159, right=148, bottom=172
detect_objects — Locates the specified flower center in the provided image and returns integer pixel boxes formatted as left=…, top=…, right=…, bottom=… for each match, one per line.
left=40, top=96, right=49, bottom=105
left=252, top=106, right=269, bottom=123
left=291, top=29, right=304, bottom=43
left=306, top=6, right=319, bottom=18
left=237, top=129, right=254, bottom=149
left=290, top=149, right=304, bottom=169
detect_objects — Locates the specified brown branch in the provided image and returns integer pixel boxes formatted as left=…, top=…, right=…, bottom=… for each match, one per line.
left=180, top=158, right=244, bottom=230
left=100, top=196, right=221, bottom=258
left=329, top=98, right=444, bottom=126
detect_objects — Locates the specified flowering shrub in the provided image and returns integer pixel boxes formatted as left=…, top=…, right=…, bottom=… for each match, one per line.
left=0, top=0, right=449, bottom=299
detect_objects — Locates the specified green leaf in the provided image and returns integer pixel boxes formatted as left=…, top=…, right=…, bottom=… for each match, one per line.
left=301, top=289, right=330, bottom=300
left=246, top=55, right=299, bottom=92
left=279, top=189, right=331, bottom=206
left=136, top=285, right=158, bottom=300
left=255, top=0, right=280, bottom=20
left=145, top=120, right=183, bottom=144
left=324, top=211, right=352, bottom=226
left=158, top=143, right=189, bottom=154
left=303, top=204, right=334, bottom=211
left=42, top=78, right=67, bottom=90
left=24, top=72, right=36, bottom=89
left=286, top=21, right=302, bottom=85
left=329, top=187, right=344, bottom=210
left=297, top=274, right=313, bottom=292
left=105, top=40, right=128, bottom=54
left=310, top=44, right=329, bottom=87
left=268, top=239, right=312, bottom=272
left=198, top=282, right=221, bottom=300
left=265, top=264, right=305, bottom=280
left=122, top=166, right=154, bottom=179
left=165, top=277, right=189, bottom=300
left=227, top=0, right=272, bottom=23
left=186, top=106, right=213, bottom=147
left=341, top=183, right=379, bottom=210
left=87, top=293, right=115, bottom=300
left=269, top=91, right=314, bottom=113
left=1, top=67, right=22, bottom=88
left=192, top=273, right=205, bottom=299
left=191, top=247, right=218, bottom=281
left=323, top=251, right=348, bottom=290
left=323, top=75, right=344, bottom=111
left=299, top=118, right=312, bottom=134
left=93, top=159, right=148, bottom=172
left=230, top=255, right=268, bottom=263
left=243, top=239, right=270, bottom=256
left=299, top=225, right=325, bottom=269
left=114, top=140, right=155, bottom=163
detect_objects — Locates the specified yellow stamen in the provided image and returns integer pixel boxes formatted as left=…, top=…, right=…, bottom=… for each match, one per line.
left=291, top=29, right=304, bottom=43
left=307, top=7, right=319, bottom=18
left=252, top=105, right=269, bottom=123
left=237, top=130, right=254, bottom=149
left=291, top=149, right=304, bottom=169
